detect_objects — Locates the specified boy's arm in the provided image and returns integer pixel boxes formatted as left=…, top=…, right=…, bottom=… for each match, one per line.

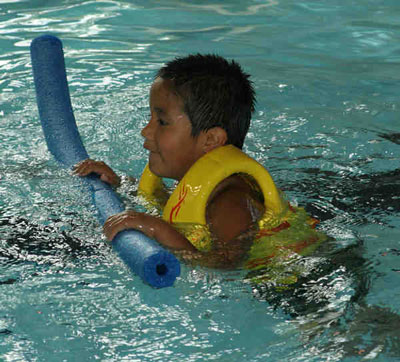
left=103, top=178, right=263, bottom=248
left=102, top=187, right=262, bottom=266
left=102, top=208, right=258, bottom=269
left=103, top=211, right=197, bottom=251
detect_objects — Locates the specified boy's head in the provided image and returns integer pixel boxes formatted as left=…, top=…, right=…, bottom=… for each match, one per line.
left=156, top=54, right=255, bottom=149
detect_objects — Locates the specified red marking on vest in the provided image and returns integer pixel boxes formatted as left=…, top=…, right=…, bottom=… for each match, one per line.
left=256, top=221, right=291, bottom=238
left=169, top=183, right=188, bottom=223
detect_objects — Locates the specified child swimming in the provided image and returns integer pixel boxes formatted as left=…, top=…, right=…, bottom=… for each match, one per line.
left=74, top=54, right=325, bottom=270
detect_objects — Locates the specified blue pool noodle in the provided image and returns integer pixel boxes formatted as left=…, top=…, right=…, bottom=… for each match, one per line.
left=30, top=35, right=180, bottom=288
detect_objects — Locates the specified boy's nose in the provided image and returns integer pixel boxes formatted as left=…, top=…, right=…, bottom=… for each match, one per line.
left=141, top=119, right=153, bottom=139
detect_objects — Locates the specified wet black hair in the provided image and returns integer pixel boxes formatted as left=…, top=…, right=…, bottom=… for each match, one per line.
left=156, top=54, right=255, bottom=149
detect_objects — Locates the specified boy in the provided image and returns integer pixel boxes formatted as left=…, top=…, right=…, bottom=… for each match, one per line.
left=74, top=54, right=324, bottom=269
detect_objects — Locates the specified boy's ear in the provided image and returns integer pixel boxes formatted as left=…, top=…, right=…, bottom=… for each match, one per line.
left=202, top=127, right=227, bottom=153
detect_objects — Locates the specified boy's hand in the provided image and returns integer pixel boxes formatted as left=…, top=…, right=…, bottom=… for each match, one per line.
left=73, top=159, right=121, bottom=187
left=103, top=210, right=155, bottom=241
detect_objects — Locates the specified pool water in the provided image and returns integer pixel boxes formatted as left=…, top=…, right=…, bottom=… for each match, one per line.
left=1, top=0, right=399, bottom=360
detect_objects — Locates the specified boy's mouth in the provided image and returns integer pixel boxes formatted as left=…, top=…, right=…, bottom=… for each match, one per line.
left=143, top=142, right=156, bottom=153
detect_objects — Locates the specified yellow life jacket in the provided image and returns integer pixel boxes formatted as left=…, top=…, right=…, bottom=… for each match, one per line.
left=138, top=145, right=326, bottom=273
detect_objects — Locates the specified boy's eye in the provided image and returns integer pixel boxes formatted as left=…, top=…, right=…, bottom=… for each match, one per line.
left=158, top=118, right=167, bottom=126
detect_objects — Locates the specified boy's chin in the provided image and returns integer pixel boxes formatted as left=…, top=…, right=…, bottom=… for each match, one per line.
left=148, top=162, right=160, bottom=176
left=148, top=161, right=167, bottom=178
left=148, top=164, right=180, bottom=180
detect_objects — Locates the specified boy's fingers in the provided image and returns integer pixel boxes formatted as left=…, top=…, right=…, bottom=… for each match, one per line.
left=104, top=228, right=115, bottom=241
left=73, top=159, right=102, bottom=176
left=73, top=164, right=91, bottom=176
left=72, top=159, right=93, bottom=174
left=103, top=212, right=139, bottom=241
left=74, top=158, right=92, bottom=168
left=72, top=160, right=120, bottom=186
left=103, top=213, right=123, bottom=240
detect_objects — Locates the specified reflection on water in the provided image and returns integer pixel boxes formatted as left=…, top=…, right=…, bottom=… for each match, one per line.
left=249, top=233, right=400, bottom=358
left=0, top=210, right=104, bottom=268
left=298, top=167, right=400, bottom=222
left=379, top=132, right=400, bottom=145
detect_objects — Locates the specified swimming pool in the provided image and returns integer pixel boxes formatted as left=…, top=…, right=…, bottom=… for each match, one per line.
left=1, top=0, right=399, bottom=360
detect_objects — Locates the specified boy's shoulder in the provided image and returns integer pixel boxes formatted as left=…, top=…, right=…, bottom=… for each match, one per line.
left=206, top=175, right=265, bottom=243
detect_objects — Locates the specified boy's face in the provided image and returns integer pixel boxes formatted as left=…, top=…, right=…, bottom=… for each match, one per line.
left=141, top=77, right=205, bottom=180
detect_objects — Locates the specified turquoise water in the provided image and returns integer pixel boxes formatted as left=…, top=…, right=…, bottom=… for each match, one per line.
left=1, top=0, right=399, bottom=360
